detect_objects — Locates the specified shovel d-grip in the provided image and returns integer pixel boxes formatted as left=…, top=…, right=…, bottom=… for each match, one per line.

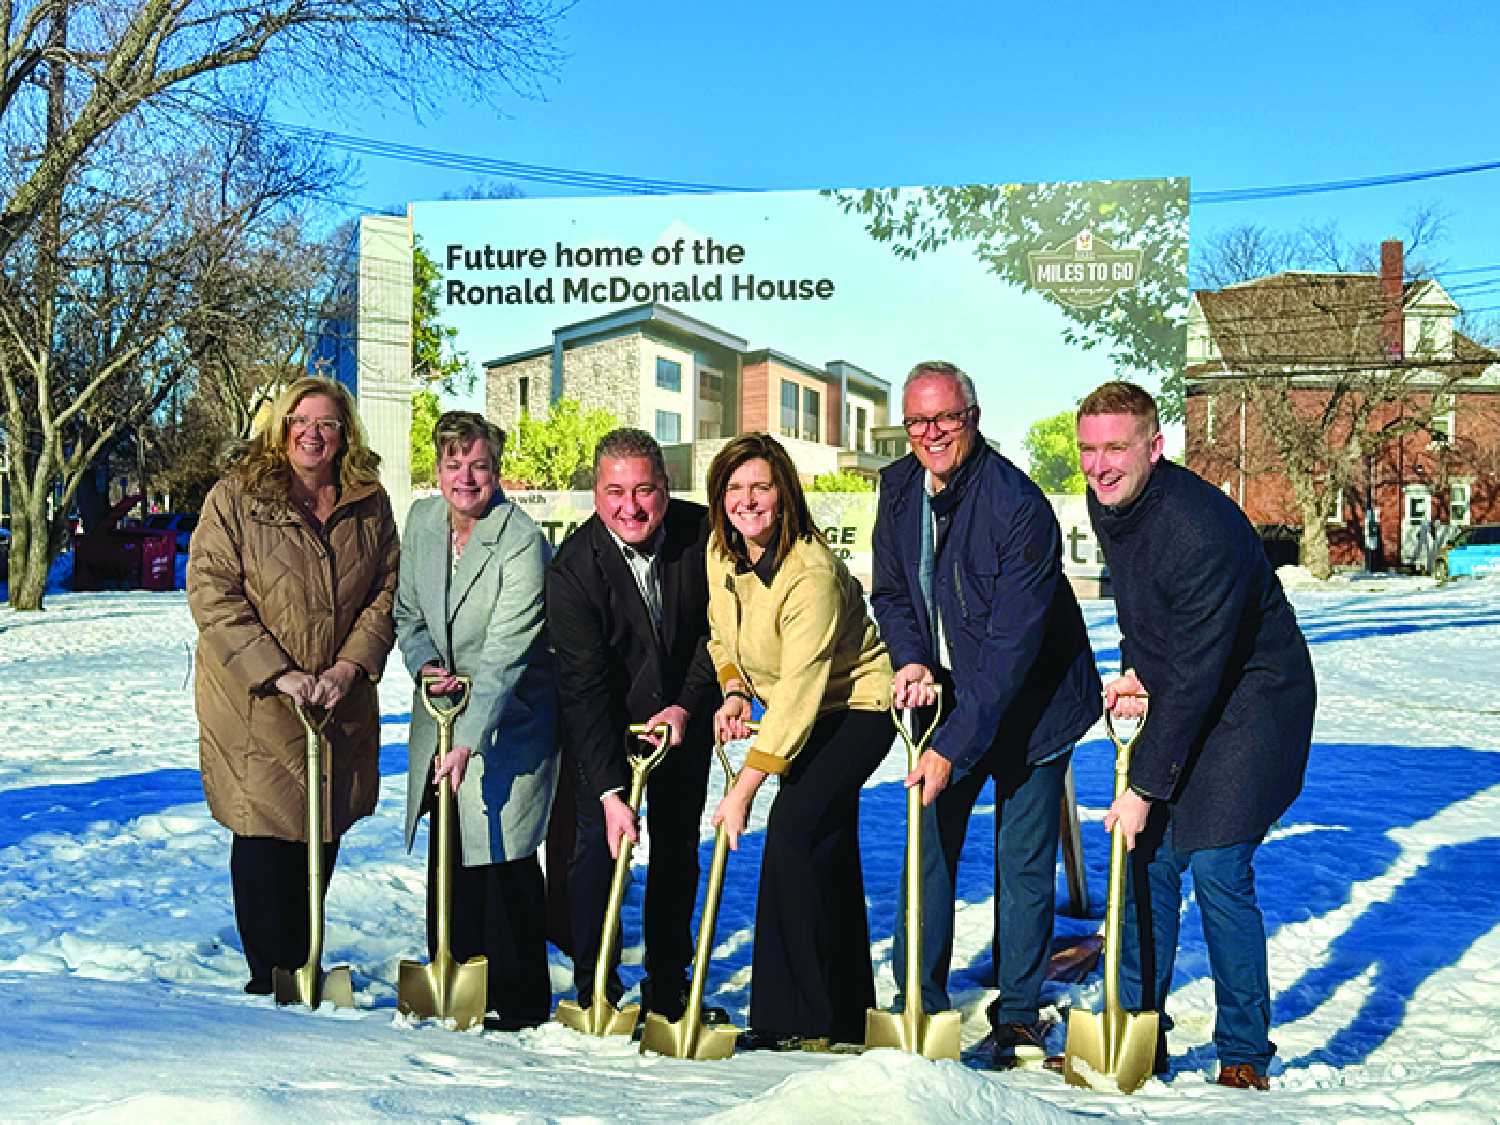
left=398, top=676, right=488, bottom=1030
left=639, top=723, right=759, bottom=1060
left=864, top=688, right=961, bottom=1060
left=554, top=723, right=672, bottom=1037
left=274, top=699, right=355, bottom=1010
left=1063, top=700, right=1161, bottom=1094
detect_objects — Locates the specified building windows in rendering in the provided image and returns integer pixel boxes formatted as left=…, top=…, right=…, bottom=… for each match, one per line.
left=802, top=387, right=820, bottom=443
left=852, top=405, right=868, bottom=452
left=518, top=376, right=530, bottom=416
left=655, top=410, right=681, bottom=444
left=656, top=356, right=682, bottom=393
left=698, top=366, right=724, bottom=440
left=1430, top=394, right=1456, bottom=445
left=780, top=380, right=799, bottom=438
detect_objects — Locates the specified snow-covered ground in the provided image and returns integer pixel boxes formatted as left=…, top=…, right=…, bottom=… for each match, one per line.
left=2, top=572, right=1498, bottom=1122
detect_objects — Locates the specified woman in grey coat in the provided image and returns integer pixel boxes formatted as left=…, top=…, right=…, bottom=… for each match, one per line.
left=395, top=411, right=559, bottom=1029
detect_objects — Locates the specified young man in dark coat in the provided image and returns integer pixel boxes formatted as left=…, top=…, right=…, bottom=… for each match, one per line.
left=872, top=361, right=1102, bottom=1068
left=1076, top=381, right=1316, bottom=1091
left=545, top=428, right=721, bottom=1022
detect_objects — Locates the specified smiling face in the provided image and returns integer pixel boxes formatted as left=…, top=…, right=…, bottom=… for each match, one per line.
left=438, top=437, right=498, bottom=522
left=1077, top=411, right=1163, bottom=508
left=903, top=373, right=979, bottom=488
left=284, top=392, right=344, bottom=481
left=724, top=457, right=780, bottom=556
left=593, top=455, right=668, bottom=546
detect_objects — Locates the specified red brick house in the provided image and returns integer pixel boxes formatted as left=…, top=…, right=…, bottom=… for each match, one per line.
left=1184, top=241, right=1500, bottom=572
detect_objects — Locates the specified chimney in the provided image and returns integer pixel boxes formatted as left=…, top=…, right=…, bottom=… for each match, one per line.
left=1380, top=239, right=1404, bottom=362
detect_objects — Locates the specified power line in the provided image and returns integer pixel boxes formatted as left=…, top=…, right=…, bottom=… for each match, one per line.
left=1191, top=158, right=1500, bottom=205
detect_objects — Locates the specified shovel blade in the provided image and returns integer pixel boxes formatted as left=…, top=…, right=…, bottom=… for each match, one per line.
left=554, top=997, right=640, bottom=1038
left=863, top=1007, right=962, bottom=1060
left=397, top=954, right=489, bottom=1031
left=639, top=1011, right=741, bottom=1060
left=1063, top=1008, right=1160, bottom=1094
left=272, top=963, right=354, bottom=1010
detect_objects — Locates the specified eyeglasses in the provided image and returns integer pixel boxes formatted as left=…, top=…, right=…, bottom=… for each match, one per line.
left=286, top=414, right=344, bottom=434
left=902, top=407, right=974, bottom=437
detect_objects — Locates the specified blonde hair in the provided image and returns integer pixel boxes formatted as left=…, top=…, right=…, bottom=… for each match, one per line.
left=232, top=376, right=382, bottom=494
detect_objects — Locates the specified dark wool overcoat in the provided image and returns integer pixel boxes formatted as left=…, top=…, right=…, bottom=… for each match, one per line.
left=1089, top=458, right=1316, bottom=851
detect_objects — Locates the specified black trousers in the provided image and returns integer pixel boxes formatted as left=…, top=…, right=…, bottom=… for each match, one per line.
left=230, top=833, right=340, bottom=986
left=749, top=708, right=889, bottom=1043
left=568, top=736, right=711, bottom=1013
left=424, top=803, right=552, bottom=1027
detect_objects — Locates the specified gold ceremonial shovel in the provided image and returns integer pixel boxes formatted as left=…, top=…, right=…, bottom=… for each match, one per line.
left=864, top=690, right=961, bottom=1060
left=639, top=723, right=759, bottom=1060
left=555, top=723, right=672, bottom=1037
left=1063, top=703, right=1161, bottom=1094
left=398, top=676, right=488, bottom=1030
left=274, top=701, right=355, bottom=1010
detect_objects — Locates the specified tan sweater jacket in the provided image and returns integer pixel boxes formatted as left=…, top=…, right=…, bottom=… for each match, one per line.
left=706, top=535, right=893, bottom=775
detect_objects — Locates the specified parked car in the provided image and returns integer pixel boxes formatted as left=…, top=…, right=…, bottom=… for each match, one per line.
left=1434, top=523, right=1500, bottom=581
left=143, top=512, right=198, bottom=554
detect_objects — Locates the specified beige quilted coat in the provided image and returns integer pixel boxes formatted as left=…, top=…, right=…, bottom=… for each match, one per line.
left=187, top=473, right=400, bottom=841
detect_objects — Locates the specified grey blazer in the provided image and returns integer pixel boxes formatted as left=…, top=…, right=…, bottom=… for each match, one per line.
left=395, top=494, right=558, bottom=865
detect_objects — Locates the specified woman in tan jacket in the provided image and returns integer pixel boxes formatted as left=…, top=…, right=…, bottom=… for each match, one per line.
left=705, top=433, right=893, bottom=1051
left=187, top=376, right=399, bottom=995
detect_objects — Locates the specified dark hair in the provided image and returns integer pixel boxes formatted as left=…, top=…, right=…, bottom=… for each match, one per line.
left=904, top=360, right=977, bottom=408
left=434, top=410, right=505, bottom=466
left=1077, top=380, right=1160, bottom=435
left=593, top=427, right=667, bottom=482
left=705, top=433, right=817, bottom=570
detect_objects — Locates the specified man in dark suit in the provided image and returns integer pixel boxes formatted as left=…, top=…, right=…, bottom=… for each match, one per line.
left=1077, top=380, right=1316, bottom=1091
left=872, top=361, right=1102, bottom=1069
left=545, top=428, right=719, bottom=1021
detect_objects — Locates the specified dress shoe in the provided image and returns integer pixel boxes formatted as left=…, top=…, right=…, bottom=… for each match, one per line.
left=1216, top=1063, right=1269, bottom=1090
left=981, top=1020, right=1053, bottom=1070
left=736, top=1029, right=831, bottom=1053
left=243, top=978, right=273, bottom=996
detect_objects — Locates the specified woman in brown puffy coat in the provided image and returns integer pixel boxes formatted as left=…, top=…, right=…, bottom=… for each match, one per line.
left=187, top=376, right=399, bottom=995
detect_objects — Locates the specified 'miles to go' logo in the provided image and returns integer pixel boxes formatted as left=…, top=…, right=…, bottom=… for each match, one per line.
left=1027, top=229, right=1142, bottom=309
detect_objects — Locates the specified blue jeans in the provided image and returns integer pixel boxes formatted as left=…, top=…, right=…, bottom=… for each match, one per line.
left=892, top=747, right=1069, bottom=1027
left=1119, top=813, right=1273, bottom=1073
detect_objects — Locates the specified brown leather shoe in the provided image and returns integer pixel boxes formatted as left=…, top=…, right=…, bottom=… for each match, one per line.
left=1216, top=1063, right=1269, bottom=1090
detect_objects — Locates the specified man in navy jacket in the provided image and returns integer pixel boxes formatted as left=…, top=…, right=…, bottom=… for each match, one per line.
left=1077, top=381, right=1315, bottom=1091
left=872, top=361, right=1101, bottom=1067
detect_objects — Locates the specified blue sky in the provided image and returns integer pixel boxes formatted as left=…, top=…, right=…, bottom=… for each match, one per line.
left=282, top=1, right=1500, bottom=435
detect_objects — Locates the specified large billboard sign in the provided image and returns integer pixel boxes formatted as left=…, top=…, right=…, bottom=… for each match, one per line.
left=411, top=179, right=1187, bottom=582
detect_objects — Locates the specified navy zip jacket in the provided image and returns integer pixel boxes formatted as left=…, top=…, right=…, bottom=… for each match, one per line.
left=1089, top=458, right=1316, bottom=852
left=872, top=442, right=1101, bottom=771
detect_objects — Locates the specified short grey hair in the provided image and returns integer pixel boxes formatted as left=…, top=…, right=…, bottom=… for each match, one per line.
left=903, top=360, right=977, bottom=408
left=593, top=427, right=667, bottom=480
left=434, top=410, right=505, bottom=466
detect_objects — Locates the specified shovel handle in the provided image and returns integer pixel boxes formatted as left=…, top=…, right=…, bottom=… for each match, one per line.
left=419, top=675, right=472, bottom=723
left=889, top=685, right=943, bottom=771
left=711, top=721, right=759, bottom=797
left=625, top=722, right=673, bottom=783
left=292, top=699, right=333, bottom=736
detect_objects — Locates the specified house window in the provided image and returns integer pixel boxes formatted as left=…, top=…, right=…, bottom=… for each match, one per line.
left=1204, top=396, right=1216, bottom=443
left=1429, top=394, right=1455, bottom=445
left=1451, top=481, right=1471, bottom=527
left=654, top=410, right=680, bottom=444
left=854, top=406, right=869, bottom=452
left=518, top=376, right=529, bottom=416
left=699, top=366, right=723, bottom=401
left=780, top=381, right=799, bottom=438
left=655, top=357, right=682, bottom=393
left=1325, top=482, right=1347, bottom=526
left=802, top=387, right=821, bottom=444
left=1417, top=318, right=1437, bottom=354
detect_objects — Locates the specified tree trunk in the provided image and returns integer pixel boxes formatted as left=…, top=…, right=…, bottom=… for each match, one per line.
left=7, top=496, right=53, bottom=611
left=1298, top=502, right=1332, bottom=580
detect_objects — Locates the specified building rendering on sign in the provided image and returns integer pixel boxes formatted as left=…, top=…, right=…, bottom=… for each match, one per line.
left=483, top=303, right=907, bottom=488
left=1184, top=240, right=1500, bottom=571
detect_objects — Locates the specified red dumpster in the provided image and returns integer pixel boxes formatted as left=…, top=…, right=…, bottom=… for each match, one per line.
left=72, top=494, right=178, bottom=592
